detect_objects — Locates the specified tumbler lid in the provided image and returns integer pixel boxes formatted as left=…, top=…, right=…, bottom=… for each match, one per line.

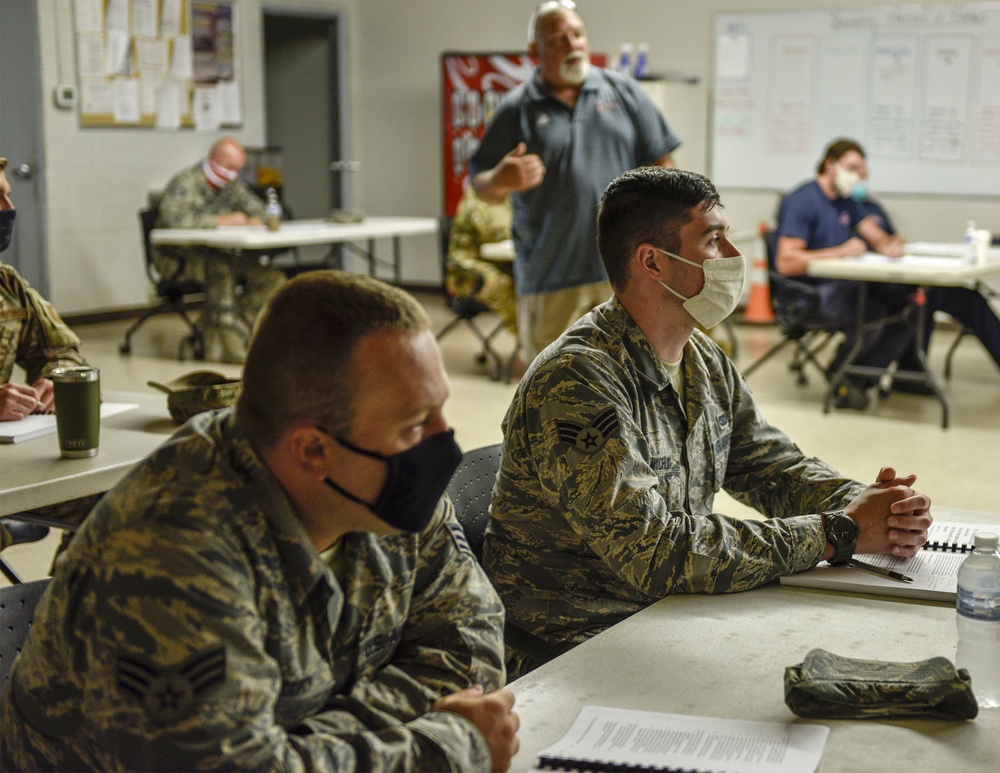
left=50, top=366, right=100, bottom=383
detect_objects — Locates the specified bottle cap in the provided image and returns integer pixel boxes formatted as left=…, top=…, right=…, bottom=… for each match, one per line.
left=974, top=531, right=999, bottom=550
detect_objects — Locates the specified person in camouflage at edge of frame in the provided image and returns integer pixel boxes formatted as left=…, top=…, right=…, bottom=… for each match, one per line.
left=0, top=155, right=92, bottom=550
left=446, top=185, right=517, bottom=335
left=484, top=167, right=933, bottom=679
left=1, top=272, right=520, bottom=771
left=154, top=137, right=285, bottom=346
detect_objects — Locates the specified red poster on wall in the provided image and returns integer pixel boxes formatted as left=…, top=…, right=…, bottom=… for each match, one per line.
left=440, top=51, right=609, bottom=217
left=441, top=52, right=537, bottom=217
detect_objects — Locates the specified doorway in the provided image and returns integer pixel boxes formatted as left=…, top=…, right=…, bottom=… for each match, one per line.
left=262, top=10, right=344, bottom=225
left=0, top=0, right=48, bottom=294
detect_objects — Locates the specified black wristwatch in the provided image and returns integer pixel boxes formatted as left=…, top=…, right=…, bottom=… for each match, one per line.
left=822, top=510, right=859, bottom=565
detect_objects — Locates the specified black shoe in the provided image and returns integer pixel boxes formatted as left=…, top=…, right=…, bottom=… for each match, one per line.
left=833, top=382, right=870, bottom=411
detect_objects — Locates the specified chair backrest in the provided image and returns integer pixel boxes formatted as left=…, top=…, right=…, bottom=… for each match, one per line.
left=139, top=206, right=160, bottom=280
left=445, top=443, right=502, bottom=561
left=0, top=578, right=51, bottom=689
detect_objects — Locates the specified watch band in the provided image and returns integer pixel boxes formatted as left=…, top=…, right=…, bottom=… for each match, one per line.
left=822, top=510, right=859, bottom=565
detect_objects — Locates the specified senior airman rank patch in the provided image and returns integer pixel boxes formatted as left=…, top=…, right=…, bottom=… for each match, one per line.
left=117, top=645, right=225, bottom=724
left=555, top=406, right=620, bottom=453
left=448, top=522, right=473, bottom=555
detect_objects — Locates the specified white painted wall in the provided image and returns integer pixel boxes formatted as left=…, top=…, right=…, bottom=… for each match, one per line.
left=35, top=0, right=359, bottom=313
left=34, top=0, right=1000, bottom=313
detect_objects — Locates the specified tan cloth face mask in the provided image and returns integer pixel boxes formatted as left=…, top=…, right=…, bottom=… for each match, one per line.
left=657, top=247, right=747, bottom=329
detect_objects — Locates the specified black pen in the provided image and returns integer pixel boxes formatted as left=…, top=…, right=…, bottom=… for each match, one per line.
left=847, top=558, right=914, bottom=583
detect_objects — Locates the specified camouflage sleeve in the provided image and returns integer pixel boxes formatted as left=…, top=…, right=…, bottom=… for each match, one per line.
left=7, top=272, right=87, bottom=384
left=43, top=516, right=491, bottom=771
left=228, top=180, right=267, bottom=220
left=157, top=168, right=219, bottom=229
left=523, top=351, right=828, bottom=597
left=351, top=499, right=506, bottom=712
left=721, top=368, right=866, bottom=517
left=447, top=197, right=480, bottom=266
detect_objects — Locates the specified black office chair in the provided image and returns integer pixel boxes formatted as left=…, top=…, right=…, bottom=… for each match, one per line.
left=119, top=206, right=206, bottom=361
left=445, top=443, right=572, bottom=666
left=742, top=227, right=838, bottom=384
left=0, top=578, right=51, bottom=688
left=435, top=217, right=508, bottom=381
left=0, top=513, right=82, bottom=584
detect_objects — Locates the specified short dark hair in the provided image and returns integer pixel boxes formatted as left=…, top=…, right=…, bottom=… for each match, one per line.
left=597, top=167, right=723, bottom=292
left=816, top=138, right=865, bottom=174
left=236, top=271, right=430, bottom=447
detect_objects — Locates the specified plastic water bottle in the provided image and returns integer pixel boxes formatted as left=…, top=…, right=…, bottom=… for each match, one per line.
left=617, top=43, right=633, bottom=76
left=265, top=188, right=282, bottom=232
left=956, top=531, right=1000, bottom=708
left=963, top=220, right=978, bottom=264
left=633, top=43, right=649, bottom=80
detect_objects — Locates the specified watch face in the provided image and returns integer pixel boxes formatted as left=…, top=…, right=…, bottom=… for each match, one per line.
left=825, top=511, right=858, bottom=564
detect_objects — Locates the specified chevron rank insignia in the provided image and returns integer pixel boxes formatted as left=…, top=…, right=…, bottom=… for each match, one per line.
left=448, top=522, right=473, bottom=555
left=554, top=406, right=620, bottom=453
left=117, top=645, right=225, bottom=724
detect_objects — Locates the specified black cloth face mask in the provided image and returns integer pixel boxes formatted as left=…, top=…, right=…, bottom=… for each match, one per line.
left=0, top=209, right=15, bottom=252
left=320, top=428, right=463, bottom=533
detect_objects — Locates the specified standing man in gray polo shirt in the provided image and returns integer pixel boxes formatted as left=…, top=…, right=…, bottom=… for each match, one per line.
left=471, top=1, right=681, bottom=362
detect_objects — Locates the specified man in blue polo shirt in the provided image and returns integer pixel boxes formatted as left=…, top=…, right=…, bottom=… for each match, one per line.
left=470, top=0, right=681, bottom=362
left=775, top=138, right=915, bottom=410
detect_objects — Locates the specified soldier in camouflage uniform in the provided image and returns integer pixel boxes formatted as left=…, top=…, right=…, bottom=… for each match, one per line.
left=2, top=272, right=520, bottom=771
left=0, top=156, right=91, bottom=549
left=155, top=137, right=286, bottom=361
left=446, top=185, right=517, bottom=335
left=0, top=157, right=88, bottom=422
left=484, top=167, right=933, bottom=678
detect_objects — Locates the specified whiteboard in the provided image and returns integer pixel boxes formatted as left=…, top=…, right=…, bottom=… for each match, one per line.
left=711, top=3, right=1000, bottom=196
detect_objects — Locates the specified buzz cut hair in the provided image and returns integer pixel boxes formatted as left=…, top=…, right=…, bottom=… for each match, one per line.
left=236, top=271, right=431, bottom=447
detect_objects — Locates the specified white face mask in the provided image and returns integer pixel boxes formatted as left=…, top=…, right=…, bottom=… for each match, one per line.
left=203, top=158, right=239, bottom=189
left=656, top=247, right=746, bottom=329
left=833, top=165, right=864, bottom=199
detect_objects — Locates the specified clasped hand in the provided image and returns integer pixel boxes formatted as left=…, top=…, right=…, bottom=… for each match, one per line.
left=845, top=466, right=932, bottom=557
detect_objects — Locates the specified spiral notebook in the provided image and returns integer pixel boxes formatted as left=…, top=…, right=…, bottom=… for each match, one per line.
left=536, top=705, right=829, bottom=773
left=779, top=521, right=999, bottom=602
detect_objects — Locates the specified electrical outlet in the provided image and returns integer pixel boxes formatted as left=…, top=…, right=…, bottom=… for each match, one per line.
left=54, top=84, right=77, bottom=109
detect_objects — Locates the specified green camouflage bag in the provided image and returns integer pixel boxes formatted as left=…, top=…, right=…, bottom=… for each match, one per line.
left=784, top=648, right=978, bottom=720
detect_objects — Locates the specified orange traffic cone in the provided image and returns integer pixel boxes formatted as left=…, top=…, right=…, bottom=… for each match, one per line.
left=743, top=254, right=775, bottom=324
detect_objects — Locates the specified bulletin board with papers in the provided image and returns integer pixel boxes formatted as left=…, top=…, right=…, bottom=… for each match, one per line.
left=73, top=0, right=242, bottom=130
left=711, top=2, right=1000, bottom=196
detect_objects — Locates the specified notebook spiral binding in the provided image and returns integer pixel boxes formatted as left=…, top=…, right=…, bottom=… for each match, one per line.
left=539, top=755, right=705, bottom=773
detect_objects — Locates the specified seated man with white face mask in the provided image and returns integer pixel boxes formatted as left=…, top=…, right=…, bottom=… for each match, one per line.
left=775, top=138, right=916, bottom=410
left=154, top=137, right=285, bottom=361
left=483, top=167, right=933, bottom=679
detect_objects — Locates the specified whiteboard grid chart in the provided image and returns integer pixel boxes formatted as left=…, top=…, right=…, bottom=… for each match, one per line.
left=711, top=3, right=1000, bottom=195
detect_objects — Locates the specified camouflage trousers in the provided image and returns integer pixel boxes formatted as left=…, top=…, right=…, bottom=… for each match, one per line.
left=446, top=258, right=517, bottom=335
left=154, top=249, right=286, bottom=323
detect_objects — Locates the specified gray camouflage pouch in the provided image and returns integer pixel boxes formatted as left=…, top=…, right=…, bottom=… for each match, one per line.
left=784, top=648, right=978, bottom=720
